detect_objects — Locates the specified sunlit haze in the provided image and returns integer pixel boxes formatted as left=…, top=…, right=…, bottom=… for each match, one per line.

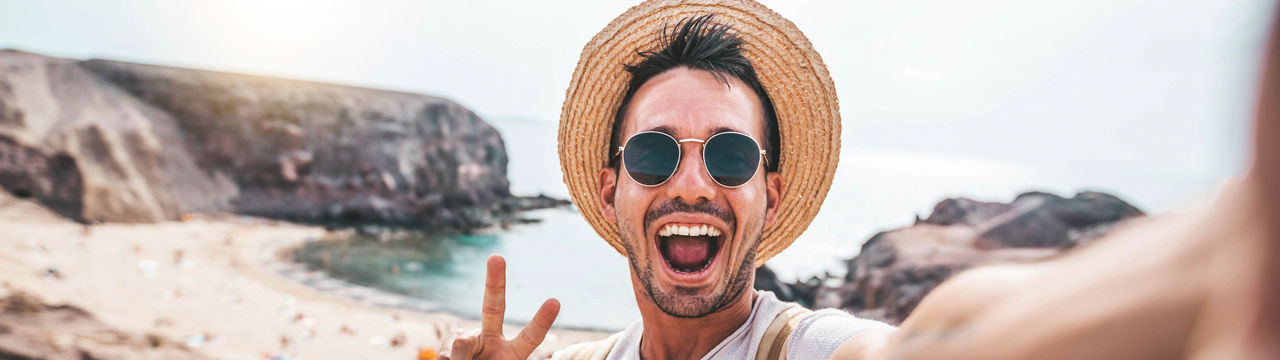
left=3, top=0, right=1273, bottom=267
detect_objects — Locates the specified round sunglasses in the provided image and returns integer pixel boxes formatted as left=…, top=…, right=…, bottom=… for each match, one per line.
left=615, top=131, right=768, bottom=188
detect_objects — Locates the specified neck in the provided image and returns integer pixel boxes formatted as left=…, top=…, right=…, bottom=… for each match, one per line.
left=634, top=284, right=757, bottom=360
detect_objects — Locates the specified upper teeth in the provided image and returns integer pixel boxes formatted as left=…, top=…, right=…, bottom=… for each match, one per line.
left=658, top=224, right=721, bottom=237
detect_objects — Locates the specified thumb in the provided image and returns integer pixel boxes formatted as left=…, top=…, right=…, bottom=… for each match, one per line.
left=511, top=298, right=561, bottom=357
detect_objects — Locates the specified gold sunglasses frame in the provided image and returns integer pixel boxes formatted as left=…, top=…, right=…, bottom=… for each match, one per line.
left=614, top=130, right=768, bottom=189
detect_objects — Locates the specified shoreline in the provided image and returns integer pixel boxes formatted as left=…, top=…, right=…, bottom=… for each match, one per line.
left=0, top=194, right=609, bottom=359
left=270, top=236, right=625, bottom=333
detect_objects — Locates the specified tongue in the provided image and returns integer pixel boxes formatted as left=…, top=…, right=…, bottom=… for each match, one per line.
left=664, top=235, right=713, bottom=270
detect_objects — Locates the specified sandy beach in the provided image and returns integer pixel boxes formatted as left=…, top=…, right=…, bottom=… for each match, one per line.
left=0, top=192, right=609, bottom=359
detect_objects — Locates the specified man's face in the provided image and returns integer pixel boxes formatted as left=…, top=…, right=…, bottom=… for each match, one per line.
left=597, top=67, right=782, bottom=318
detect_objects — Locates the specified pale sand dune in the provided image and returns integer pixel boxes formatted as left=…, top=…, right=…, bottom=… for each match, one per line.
left=0, top=197, right=608, bottom=359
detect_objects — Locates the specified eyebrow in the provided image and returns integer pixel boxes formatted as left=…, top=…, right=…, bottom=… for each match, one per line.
left=711, top=126, right=745, bottom=135
left=640, top=125, right=676, bottom=135
left=638, top=125, right=746, bottom=137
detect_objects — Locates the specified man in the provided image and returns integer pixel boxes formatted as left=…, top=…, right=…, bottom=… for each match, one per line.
left=445, top=0, right=894, bottom=359
left=445, top=0, right=1280, bottom=359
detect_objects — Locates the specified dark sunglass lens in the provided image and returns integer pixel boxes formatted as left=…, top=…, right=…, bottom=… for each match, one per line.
left=623, top=132, right=679, bottom=186
left=704, top=133, right=761, bottom=187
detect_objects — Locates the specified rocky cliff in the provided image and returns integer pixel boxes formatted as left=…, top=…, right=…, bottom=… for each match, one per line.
left=0, top=49, right=560, bottom=228
left=756, top=191, right=1145, bottom=324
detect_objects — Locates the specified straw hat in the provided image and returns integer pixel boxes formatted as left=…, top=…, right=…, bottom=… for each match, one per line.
left=558, top=0, right=840, bottom=267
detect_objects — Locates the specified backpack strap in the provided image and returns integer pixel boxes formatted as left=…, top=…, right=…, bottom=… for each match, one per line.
left=557, top=331, right=624, bottom=360
left=756, top=306, right=813, bottom=360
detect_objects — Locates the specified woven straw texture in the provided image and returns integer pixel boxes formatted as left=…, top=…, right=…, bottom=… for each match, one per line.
left=558, top=0, right=840, bottom=267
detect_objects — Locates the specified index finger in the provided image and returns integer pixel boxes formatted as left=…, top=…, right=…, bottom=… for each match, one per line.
left=480, top=254, right=506, bottom=336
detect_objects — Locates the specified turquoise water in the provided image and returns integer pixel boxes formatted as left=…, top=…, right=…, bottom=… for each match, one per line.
left=298, top=208, right=641, bottom=330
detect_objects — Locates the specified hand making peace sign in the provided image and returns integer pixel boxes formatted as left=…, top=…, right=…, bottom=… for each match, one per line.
left=443, top=255, right=561, bottom=360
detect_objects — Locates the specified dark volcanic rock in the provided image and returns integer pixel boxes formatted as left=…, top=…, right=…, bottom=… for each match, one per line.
left=0, top=49, right=563, bottom=229
left=755, top=265, right=809, bottom=308
left=756, top=191, right=1144, bottom=324
left=0, top=135, right=82, bottom=220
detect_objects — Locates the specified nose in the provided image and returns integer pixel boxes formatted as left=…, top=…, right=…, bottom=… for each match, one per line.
left=663, top=142, right=717, bottom=203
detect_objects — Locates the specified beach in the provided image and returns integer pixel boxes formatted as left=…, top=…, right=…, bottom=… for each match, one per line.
left=0, top=192, right=609, bottom=359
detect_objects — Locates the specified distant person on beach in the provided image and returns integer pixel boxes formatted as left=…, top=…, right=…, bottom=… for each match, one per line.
left=440, top=0, right=1278, bottom=359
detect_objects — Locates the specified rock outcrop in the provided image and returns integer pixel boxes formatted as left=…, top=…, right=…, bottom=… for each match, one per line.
left=0, top=291, right=214, bottom=360
left=0, top=135, right=82, bottom=220
left=0, top=51, right=181, bottom=222
left=756, top=191, right=1144, bottom=324
left=0, top=49, right=562, bottom=228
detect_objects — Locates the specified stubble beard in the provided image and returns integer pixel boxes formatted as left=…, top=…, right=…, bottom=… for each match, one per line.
left=619, top=217, right=760, bottom=318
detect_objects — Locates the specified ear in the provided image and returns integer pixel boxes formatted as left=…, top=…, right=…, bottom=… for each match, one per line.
left=763, top=171, right=783, bottom=227
left=598, top=167, right=619, bottom=223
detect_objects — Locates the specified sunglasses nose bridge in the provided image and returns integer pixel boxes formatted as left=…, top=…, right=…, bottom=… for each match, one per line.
left=662, top=140, right=718, bottom=202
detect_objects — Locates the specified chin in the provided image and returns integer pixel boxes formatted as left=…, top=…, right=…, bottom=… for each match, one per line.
left=626, top=222, right=758, bottom=318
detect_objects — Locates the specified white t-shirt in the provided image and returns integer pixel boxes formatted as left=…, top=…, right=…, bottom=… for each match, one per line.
left=556, top=290, right=892, bottom=359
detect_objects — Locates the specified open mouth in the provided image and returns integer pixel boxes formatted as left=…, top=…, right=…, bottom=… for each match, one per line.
left=656, top=223, right=724, bottom=274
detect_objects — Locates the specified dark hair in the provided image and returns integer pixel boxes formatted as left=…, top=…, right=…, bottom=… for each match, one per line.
left=609, top=14, right=780, bottom=172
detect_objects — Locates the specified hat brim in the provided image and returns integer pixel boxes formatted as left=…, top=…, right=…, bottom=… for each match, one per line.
left=558, top=0, right=841, bottom=267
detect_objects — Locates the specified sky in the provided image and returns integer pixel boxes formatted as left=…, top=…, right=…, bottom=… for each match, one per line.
left=1, top=0, right=1275, bottom=209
